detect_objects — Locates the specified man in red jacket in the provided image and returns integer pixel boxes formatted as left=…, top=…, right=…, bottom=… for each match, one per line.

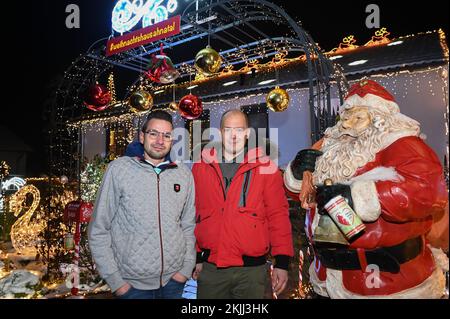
left=284, top=80, right=448, bottom=298
left=192, top=109, right=294, bottom=299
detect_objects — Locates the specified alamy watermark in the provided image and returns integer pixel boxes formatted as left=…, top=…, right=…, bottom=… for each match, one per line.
left=365, top=264, right=381, bottom=289
left=66, top=4, right=80, bottom=29
left=365, top=4, right=380, bottom=29
left=167, top=126, right=280, bottom=174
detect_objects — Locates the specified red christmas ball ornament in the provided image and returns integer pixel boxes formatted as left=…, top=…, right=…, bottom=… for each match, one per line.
left=83, top=83, right=112, bottom=111
left=144, top=44, right=179, bottom=84
left=145, top=54, right=179, bottom=84
left=178, top=94, right=203, bottom=120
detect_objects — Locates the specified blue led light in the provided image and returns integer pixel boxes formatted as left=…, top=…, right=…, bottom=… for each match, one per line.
left=112, top=0, right=181, bottom=34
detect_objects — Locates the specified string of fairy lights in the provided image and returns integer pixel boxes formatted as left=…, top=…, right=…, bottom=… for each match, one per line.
left=0, top=161, right=10, bottom=180
left=68, top=65, right=449, bottom=131
left=63, top=64, right=450, bottom=192
left=48, top=53, right=115, bottom=176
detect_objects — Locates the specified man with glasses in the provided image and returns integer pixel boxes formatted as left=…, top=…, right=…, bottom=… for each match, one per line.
left=192, top=109, right=293, bottom=299
left=89, top=110, right=196, bottom=299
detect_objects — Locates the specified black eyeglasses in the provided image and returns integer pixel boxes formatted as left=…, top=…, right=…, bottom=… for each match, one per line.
left=144, top=129, right=173, bottom=141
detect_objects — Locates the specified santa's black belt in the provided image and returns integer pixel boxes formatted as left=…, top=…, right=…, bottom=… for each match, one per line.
left=314, top=237, right=423, bottom=274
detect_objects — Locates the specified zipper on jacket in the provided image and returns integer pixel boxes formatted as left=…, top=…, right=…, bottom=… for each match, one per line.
left=211, top=163, right=226, bottom=201
left=157, top=174, right=164, bottom=287
left=242, top=170, right=251, bottom=207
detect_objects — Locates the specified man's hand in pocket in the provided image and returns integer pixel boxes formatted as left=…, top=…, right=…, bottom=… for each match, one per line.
left=172, top=272, right=188, bottom=283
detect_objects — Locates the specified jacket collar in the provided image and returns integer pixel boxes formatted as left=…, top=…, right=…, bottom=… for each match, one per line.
left=136, top=154, right=178, bottom=170
left=200, top=142, right=268, bottom=167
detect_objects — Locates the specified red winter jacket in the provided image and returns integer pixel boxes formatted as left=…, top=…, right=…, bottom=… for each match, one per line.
left=192, top=146, right=294, bottom=268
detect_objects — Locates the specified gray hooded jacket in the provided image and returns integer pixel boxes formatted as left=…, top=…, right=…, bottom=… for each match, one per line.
left=88, top=156, right=196, bottom=292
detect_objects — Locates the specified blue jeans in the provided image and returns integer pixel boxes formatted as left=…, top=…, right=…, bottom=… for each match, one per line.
left=117, top=279, right=185, bottom=299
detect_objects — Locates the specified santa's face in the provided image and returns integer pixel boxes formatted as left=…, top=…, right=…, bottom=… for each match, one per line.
left=339, top=106, right=372, bottom=138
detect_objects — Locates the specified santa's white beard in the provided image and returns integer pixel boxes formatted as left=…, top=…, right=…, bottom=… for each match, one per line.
left=313, top=125, right=386, bottom=185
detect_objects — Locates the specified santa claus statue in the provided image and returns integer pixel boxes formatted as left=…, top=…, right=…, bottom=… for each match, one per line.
left=284, top=79, right=449, bottom=298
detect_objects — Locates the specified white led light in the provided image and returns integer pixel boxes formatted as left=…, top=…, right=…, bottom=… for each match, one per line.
left=223, top=81, right=238, bottom=86
left=387, top=40, right=404, bottom=46
left=153, top=90, right=165, bottom=94
left=258, top=79, right=276, bottom=85
left=112, top=0, right=180, bottom=34
left=348, top=60, right=368, bottom=66
left=329, top=55, right=343, bottom=61
left=187, top=85, right=199, bottom=90
left=0, top=177, right=26, bottom=211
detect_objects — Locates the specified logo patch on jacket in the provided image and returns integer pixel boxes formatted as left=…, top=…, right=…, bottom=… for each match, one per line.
left=174, top=184, right=181, bottom=192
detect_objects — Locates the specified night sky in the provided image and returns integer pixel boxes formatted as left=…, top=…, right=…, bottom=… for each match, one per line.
left=0, top=0, right=448, bottom=176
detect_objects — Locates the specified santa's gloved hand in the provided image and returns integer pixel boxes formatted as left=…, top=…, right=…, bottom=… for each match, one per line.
left=291, top=149, right=323, bottom=180
left=316, top=184, right=353, bottom=215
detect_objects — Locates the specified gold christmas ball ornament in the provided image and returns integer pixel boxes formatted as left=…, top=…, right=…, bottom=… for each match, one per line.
left=129, top=89, right=153, bottom=112
left=194, top=45, right=222, bottom=76
left=168, top=101, right=179, bottom=113
left=266, top=86, right=290, bottom=112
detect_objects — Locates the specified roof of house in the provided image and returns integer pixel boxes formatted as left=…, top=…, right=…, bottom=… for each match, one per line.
left=330, top=30, right=447, bottom=76
left=152, top=30, right=449, bottom=104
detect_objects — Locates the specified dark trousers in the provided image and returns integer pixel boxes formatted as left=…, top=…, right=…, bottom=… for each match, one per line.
left=197, top=262, right=267, bottom=299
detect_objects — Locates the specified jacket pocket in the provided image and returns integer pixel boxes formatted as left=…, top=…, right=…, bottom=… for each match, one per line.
left=236, top=207, right=270, bottom=256
left=196, top=209, right=215, bottom=223
left=195, top=209, right=220, bottom=250
left=238, top=207, right=266, bottom=223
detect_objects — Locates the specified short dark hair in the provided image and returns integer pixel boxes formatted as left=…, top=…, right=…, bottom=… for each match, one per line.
left=220, top=109, right=249, bottom=129
left=141, top=110, right=173, bottom=132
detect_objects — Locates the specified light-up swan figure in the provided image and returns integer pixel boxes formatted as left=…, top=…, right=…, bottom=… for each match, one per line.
left=112, top=0, right=179, bottom=34
left=9, top=185, right=45, bottom=255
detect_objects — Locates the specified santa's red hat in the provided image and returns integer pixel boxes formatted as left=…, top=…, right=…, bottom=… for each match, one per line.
left=341, top=79, right=400, bottom=114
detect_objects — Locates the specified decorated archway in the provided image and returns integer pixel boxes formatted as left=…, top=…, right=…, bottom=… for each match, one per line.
left=49, top=0, right=347, bottom=179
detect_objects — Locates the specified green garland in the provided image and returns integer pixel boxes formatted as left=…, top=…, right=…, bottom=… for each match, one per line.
left=80, top=155, right=110, bottom=203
